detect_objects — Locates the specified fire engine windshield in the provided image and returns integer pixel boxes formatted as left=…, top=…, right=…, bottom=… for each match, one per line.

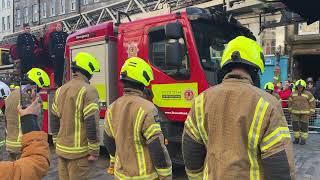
left=190, top=20, right=230, bottom=72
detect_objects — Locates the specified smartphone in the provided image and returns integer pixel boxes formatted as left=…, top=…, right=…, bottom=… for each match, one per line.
left=20, top=81, right=37, bottom=109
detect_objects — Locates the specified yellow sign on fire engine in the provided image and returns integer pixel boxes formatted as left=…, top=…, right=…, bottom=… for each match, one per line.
left=152, top=83, right=198, bottom=108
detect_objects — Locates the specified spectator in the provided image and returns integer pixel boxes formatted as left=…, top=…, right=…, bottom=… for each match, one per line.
left=307, top=77, right=316, bottom=96
left=279, top=80, right=292, bottom=108
left=314, top=77, right=320, bottom=100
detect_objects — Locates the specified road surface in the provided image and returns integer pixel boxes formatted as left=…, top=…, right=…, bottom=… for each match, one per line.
left=41, top=134, right=320, bottom=179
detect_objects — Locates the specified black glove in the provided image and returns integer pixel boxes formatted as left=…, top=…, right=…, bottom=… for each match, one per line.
left=18, top=97, right=41, bottom=134
left=21, top=114, right=40, bottom=134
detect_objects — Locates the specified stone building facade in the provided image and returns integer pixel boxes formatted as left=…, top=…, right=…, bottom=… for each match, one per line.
left=13, top=0, right=118, bottom=32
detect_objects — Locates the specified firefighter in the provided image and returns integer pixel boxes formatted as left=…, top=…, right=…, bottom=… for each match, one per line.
left=49, top=22, right=69, bottom=87
left=5, top=68, right=50, bottom=161
left=264, top=82, right=281, bottom=100
left=0, top=81, right=10, bottom=161
left=104, top=57, right=172, bottom=179
left=0, top=97, right=50, bottom=179
left=288, top=79, right=316, bottom=145
left=182, top=36, right=295, bottom=179
left=51, top=52, right=101, bottom=180
left=16, top=23, right=38, bottom=78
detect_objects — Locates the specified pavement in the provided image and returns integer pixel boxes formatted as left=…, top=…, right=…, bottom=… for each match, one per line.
left=39, top=134, right=320, bottom=179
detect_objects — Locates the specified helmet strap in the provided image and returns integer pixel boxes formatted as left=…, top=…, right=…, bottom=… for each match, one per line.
left=122, top=79, right=145, bottom=92
left=72, top=67, right=92, bottom=80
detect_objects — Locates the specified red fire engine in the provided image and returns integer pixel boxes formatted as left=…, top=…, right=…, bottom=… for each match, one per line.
left=64, top=7, right=254, bottom=164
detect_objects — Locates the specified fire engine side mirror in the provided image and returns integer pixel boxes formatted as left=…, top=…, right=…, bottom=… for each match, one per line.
left=165, top=22, right=183, bottom=39
left=165, top=41, right=184, bottom=67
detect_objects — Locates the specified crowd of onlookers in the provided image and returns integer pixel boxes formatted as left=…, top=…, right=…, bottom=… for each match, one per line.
left=273, top=77, right=320, bottom=108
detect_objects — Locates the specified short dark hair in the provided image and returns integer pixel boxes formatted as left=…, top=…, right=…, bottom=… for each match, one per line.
left=23, top=23, right=30, bottom=28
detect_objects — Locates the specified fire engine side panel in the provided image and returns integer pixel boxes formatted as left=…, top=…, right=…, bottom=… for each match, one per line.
left=69, top=41, right=108, bottom=104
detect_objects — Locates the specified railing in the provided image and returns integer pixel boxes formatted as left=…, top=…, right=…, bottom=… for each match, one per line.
left=281, top=100, right=320, bottom=133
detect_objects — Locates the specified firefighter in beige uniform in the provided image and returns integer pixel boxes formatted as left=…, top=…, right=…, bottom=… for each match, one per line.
left=264, top=82, right=281, bottom=101
left=0, top=81, right=10, bottom=161
left=182, top=36, right=295, bottom=180
left=5, top=68, right=50, bottom=161
left=288, top=79, right=316, bottom=145
left=104, top=57, right=172, bottom=179
left=51, top=52, right=101, bottom=180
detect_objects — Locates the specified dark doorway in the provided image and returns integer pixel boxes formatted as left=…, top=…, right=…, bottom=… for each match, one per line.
left=294, top=55, right=320, bottom=81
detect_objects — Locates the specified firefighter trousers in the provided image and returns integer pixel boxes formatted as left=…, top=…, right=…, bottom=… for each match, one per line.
left=292, top=114, right=310, bottom=140
left=53, top=56, right=65, bottom=87
left=58, top=156, right=90, bottom=180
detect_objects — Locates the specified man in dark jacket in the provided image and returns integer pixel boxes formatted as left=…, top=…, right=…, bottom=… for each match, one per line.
left=49, top=22, right=69, bottom=87
left=16, top=23, right=38, bottom=79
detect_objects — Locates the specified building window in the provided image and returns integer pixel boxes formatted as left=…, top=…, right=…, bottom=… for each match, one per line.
left=50, top=0, right=56, bottom=16
left=83, top=0, right=88, bottom=5
left=2, top=17, right=5, bottom=31
left=71, top=0, right=76, bottom=11
left=2, top=0, right=5, bottom=9
left=24, top=7, right=29, bottom=24
left=261, top=28, right=276, bottom=55
left=32, top=4, right=39, bottom=22
left=42, top=2, right=47, bottom=18
left=7, top=15, right=10, bottom=30
left=7, top=0, right=10, bottom=8
left=16, top=9, right=21, bottom=26
left=60, top=0, right=65, bottom=14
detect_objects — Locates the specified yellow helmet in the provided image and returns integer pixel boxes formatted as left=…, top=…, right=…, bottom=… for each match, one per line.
left=27, top=68, right=50, bottom=88
left=120, top=57, right=154, bottom=86
left=295, top=79, right=306, bottom=88
left=73, top=52, right=100, bottom=75
left=221, top=36, right=265, bottom=73
left=264, top=82, right=275, bottom=91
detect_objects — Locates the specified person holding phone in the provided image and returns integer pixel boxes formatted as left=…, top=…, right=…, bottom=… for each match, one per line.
left=0, top=97, right=50, bottom=179
left=5, top=68, right=50, bottom=160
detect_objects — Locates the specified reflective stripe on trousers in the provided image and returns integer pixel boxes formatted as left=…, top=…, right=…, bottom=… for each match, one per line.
left=248, top=98, right=269, bottom=180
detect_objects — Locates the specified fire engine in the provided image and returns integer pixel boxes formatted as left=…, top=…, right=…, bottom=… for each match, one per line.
left=64, top=7, right=254, bottom=164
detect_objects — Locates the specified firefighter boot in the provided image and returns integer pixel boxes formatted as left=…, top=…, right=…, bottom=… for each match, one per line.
left=293, top=138, right=300, bottom=144
left=300, top=138, right=306, bottom=145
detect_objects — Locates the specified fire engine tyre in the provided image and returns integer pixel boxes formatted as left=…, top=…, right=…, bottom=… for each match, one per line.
left=157, top=108, right=185, bottom=167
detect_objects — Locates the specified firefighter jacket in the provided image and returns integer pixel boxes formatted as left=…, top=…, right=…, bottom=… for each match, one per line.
left=51, top=74, right=100, bottom=159
left=5, top=89, right=22, bottom=153
left=0, top=110, right=5, bottom=161
left=104, top=88, right=172, bottom=180
left=183, top=71, right=295, bottom=180
left=5, top=90, right=43, bottom=153
left=0, top=131, right=50, bottom=180
left=288, top=90, right=316, bottom=115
